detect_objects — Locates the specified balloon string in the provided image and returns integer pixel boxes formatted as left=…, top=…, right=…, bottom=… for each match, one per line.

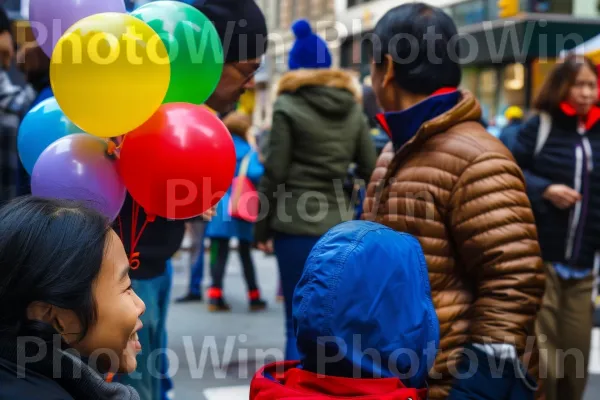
left=128, top=200, right=153, bottom=270
left=106, top=138, right=124, bottom=158
left=107, top=141, right=117, bottom=156
left=132, top=219, right=150, bottom=253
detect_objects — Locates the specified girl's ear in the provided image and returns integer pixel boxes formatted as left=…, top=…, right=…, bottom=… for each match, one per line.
left=26, top=301, right=82, bottom=344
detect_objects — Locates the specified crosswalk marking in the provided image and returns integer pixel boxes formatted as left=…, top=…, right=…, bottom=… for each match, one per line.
left=203, top=385, right=250, bottom=400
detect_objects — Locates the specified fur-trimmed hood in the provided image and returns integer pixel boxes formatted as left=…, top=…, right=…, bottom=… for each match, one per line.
left=276, top=69, right=362, bottom=116
left=277, top=69, right=361, bottom=98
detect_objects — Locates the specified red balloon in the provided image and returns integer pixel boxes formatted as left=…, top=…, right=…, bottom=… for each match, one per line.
left=118, top=103, right=236, bottom=220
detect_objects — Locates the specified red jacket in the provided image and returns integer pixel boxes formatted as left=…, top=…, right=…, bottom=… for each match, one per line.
left=250, top=362, right=427, bottom=400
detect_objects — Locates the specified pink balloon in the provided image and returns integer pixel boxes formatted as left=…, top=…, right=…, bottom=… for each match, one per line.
left=29, top=0, right=127, bottom=57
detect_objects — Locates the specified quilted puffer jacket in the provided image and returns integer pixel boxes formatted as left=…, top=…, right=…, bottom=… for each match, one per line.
left=362, top=90, right=545, bottom=400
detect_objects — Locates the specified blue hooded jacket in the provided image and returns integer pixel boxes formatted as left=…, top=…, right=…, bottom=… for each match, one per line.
left=293, top=221, right=439, bottom=389
left=205, top=135, right=264, bottom=242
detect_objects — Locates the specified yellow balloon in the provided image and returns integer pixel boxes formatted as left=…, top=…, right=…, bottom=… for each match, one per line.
left=50, top=12, right=170, bottom=137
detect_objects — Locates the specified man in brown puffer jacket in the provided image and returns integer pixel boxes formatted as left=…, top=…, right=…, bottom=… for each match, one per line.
left=362, top=4, right=546, bottom=399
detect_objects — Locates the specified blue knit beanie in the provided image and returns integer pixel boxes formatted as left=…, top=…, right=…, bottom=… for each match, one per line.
left=288, top=19, right=332, bottom=70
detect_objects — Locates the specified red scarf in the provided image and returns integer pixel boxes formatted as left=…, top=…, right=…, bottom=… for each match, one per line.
left=560, top=102, right=600, bottom=131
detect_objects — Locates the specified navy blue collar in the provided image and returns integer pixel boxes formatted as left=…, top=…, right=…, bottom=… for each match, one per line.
left=377, top=89, right=461, bottom=151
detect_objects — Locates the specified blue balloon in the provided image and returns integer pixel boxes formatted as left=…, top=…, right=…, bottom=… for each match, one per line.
left=18, top=97, right=81, bottom=174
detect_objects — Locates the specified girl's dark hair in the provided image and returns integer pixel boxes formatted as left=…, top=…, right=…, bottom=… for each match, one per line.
left=0, top=197, right=110, bottom=340
left=533, top=54, right=598, bottom=115
left=371, top=3, right=461, bottom=95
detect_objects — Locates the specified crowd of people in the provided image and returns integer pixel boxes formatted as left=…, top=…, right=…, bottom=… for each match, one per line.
left=0, top=0, right=599, bottom=400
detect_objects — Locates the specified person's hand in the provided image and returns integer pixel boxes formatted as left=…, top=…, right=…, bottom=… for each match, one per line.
left=257, top=240, right=274, bottom=254
left=201, top=206, right=217, bottom=221
left=543, top=184, right=582, bottom=209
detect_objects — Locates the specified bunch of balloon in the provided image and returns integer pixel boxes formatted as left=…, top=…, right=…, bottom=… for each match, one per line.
left=19, top=0, right=236, bottom=229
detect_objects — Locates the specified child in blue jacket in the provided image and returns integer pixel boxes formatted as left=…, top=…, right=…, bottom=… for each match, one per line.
left=205, top=111, right=267, bottom=312
left=251, top=221, right=439, bottom=399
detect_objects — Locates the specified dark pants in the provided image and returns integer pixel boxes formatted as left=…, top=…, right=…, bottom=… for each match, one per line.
left=188, top=221, right=206, bottom=296
left=209, top=238, right=258, bottom=292
left=274, top=233, right=320, bottom=361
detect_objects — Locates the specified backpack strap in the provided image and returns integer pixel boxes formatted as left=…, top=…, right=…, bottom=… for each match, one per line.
left=238, top=152, right=252, bottom=180
left=535, top=112, right=552, bottom=157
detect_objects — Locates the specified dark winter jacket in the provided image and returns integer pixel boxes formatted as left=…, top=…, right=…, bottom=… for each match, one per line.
left=513, top=104, right=600, bottom=269
left=255, top=69, right=376, bottom=241
left=498, top=119, right=523, bottom=153
left=0, top=335, right=139, bottom=400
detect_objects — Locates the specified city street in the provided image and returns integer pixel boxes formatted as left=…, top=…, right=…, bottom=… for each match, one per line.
left=168, top=247, right=284, bottom=399
left=167, top=246, right=600, bottom=400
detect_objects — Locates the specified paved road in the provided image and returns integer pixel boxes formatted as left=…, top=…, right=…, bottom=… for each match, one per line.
left=167, top=249, right=284, bottom=399
left=165, top=248, right=600, bottom=400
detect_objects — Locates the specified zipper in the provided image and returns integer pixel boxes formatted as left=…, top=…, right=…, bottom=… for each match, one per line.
left=565, top=144, right=583, bottom=260
left=567, top=133, right=593, bottom=262
left=583, top=136, right=594, bottom=171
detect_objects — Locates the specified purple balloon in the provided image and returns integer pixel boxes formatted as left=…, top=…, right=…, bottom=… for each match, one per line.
left=31, top=134, right=126, bottom=221
left=29, top=0, right=127, bottom=57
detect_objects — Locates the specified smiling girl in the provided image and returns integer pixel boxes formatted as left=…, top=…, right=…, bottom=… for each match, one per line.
left=0, top=197, right=145, bottom=400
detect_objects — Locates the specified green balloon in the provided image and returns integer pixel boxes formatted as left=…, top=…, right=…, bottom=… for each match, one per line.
left=132, top=1, right=224, bottom=105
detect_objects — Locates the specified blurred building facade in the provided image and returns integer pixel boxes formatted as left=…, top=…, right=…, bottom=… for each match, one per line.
left=11, top=0, right=600, bottom=128
left=336, top=0, right=600, bottom=125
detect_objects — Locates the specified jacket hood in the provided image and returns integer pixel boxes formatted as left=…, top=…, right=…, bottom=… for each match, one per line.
left=277, top=69, right=361, bottom=116
left=293, top=221, right=439, bottom=389
left=250, top=361, right=427, bottom=399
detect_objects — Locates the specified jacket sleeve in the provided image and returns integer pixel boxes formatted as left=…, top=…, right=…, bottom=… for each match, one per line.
left=512, top=116, right=553, bottom=209
left=498, top=125, right=517, bottom=153
left=246, top=151, right=265, bottom=184
left=448, top=153, right=545, bottom=354
left=254, top=109, right=293, bottom=243
left=354, top=115, right=377, bottom=181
